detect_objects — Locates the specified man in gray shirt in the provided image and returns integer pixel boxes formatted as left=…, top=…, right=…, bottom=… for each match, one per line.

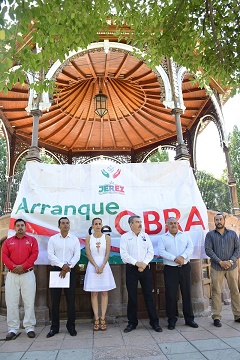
left=205, top=212, right=240, bottom=327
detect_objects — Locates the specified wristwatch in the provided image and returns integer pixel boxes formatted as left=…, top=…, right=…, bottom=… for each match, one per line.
left=229, top=260, right=234, bottom=265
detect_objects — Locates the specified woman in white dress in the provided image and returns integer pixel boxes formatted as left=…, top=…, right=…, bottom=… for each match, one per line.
left=84, top=218, right=116, bottom=331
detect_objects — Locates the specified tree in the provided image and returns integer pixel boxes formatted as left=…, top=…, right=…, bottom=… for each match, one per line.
left=41, top=153, right=58, bottom=164
left=0, top=137, right=8, bottom=215
left=221, top=125, right=240, bottom=202
left=0, top=137, right=24, bottom=215
left=196, top=170, right=231, bottom=213
left=0, top=0, right=240, bottom=94
left=0, top=137, right=59, bottom=216
left=148, top=148, right=169, bottom=162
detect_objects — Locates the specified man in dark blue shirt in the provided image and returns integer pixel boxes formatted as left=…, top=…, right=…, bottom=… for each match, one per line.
left=205, top=212, right=240, bottom=327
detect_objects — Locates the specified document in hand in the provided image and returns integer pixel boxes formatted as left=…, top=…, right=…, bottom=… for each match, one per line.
left=49, top=271, right=70, bottom=288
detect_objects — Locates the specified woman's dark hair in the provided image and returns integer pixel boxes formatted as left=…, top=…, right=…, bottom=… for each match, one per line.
left=88, top=224, right=112, bottom=235
left=92, top=217, right=102, bottom=225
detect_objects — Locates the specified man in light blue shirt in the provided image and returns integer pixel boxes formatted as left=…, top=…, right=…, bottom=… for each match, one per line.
left=158, top=217, right=198, bottom=330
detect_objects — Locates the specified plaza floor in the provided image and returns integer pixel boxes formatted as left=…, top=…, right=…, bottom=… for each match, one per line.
left=1, top=304, right=240, bottom=360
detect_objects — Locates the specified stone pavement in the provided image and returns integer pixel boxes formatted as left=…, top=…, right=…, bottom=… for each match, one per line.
left=1, top=304, right=240, bottom=360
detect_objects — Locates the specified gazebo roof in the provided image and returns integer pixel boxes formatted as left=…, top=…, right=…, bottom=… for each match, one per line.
left=0, top=38, right=225, bottom=155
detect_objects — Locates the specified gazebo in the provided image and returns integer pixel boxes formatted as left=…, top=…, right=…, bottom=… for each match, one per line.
left=0, top=21, right=239, bottom=322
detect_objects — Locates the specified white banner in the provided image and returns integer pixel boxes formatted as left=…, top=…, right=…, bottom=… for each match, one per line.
left=9, top=160, right=208, bottom=264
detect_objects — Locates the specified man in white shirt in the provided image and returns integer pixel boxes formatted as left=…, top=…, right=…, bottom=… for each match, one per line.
left=46, top=217, right=80, bottom=338
left=158, top=217, right=198, bottom=330
left=120, top=215, right=162, bottom=333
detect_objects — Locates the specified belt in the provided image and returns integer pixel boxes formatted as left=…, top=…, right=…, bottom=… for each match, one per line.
left=126, top=264, right=148, bottom=270
left=9, top=268, right=33, bottom=274
left=126, top=264, right=137, bottom=268
left=165, top=262, right=189, bottom=268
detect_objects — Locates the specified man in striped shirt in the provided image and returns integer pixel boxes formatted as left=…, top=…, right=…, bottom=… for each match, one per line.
left=205, top=212, right=240, bottom=327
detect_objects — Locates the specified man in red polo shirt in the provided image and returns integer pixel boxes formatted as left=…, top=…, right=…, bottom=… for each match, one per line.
left=2, top=218, right=39, bottom=340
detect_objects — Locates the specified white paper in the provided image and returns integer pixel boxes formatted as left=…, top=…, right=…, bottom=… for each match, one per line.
left=49, top=271, right=70, bottom=288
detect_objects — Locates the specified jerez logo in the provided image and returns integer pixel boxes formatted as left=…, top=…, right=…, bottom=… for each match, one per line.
left=99, top=165, right=125, bottom=195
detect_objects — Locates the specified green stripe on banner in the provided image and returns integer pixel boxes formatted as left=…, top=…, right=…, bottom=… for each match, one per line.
left=78, top=248, right=88, bottom=264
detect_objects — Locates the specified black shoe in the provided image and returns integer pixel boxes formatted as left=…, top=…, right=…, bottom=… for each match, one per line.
left=185, top=320, right=198, bottom=328
left=69, top=329, right=77, bottom=336
left=235, top=318, right=240, bottom=323
left=46, top=329, right=59, bottom=338
left=213, top=319, right=222, bottom=327
left=168, top=323, right=175, bottom=330
left=6, top=332, right=16, bottom=340
left=27, top=331, right=36, bottom=338
left=152, top=324, right=162, bottom=332
left=123, top=324, right=136, bottom=333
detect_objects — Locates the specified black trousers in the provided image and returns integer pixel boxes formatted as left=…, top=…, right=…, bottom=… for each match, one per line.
left=50, top=266, right=76, bottom=332
left=126, top=264, right=159, bottom=327
left=164, top=263, right=194, bottom=324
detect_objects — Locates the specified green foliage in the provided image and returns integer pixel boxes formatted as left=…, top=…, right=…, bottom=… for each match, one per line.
left=0, top=137, right=11, bottom=216
left=0, top=137, right=9, bottom=215
left=0, top=139, right=26, bottom=216
left=0, top=137, right=59, bottom=215
left=41, top=152, right=59, bottom=164
left=0, top=0, right=240, bottom=94
left=10, top=157, right=26, bottom=207
left=148, top=149, right=169, bottom=162
left=196, top=169, right=231, bottom=213
left=226, top=125, right=240, bottom=201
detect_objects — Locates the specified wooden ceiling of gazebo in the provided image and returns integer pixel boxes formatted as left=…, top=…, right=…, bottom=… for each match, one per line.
left=0, top=49, right=210, bottom=154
